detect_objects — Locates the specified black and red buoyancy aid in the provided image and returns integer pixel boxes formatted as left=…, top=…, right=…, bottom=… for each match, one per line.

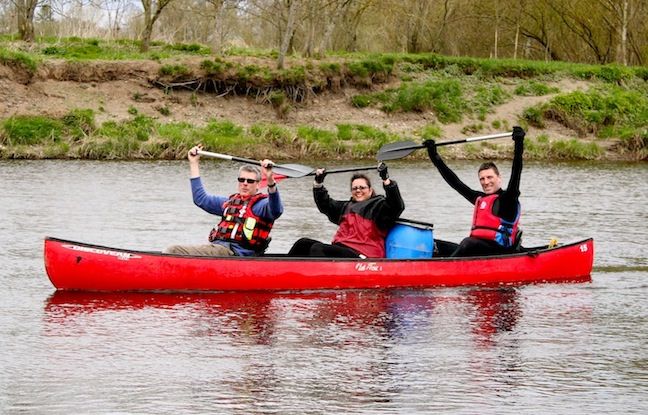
left=469, top=194, right=520, bottom=247
left=208, top=193, right=273, bottom=253
left=332, top=199, right=388, bottom=258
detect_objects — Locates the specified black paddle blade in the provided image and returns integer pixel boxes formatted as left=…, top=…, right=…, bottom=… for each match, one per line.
left=272, top=163, right=315, bottom=178
left=376, top=140, right=424, bottom=161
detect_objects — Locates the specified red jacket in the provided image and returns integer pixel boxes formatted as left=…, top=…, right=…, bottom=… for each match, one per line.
left=314, top=181, right=404, bottom=257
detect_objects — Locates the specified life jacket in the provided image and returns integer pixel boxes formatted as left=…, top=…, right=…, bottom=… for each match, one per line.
left=469, top=194, right=520, bottom=248
left=208, top=193, right=273, bottom=253
left=332, top=198, right=388, bottom=258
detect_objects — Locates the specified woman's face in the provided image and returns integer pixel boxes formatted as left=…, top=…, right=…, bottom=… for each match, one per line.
left=350, top=178, right=371, bottom=202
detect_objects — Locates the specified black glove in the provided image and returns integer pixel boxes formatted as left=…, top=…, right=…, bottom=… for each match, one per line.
left=377, top=162, right=389, bottom=180
left=423, top=139, right=437, bottom=159
left=314, top=169, right=327, bottom=184
left=512, top=126, right=525, bottom=142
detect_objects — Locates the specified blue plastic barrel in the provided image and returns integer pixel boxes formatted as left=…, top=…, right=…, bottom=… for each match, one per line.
left=385, top=221, right=434, bottom=259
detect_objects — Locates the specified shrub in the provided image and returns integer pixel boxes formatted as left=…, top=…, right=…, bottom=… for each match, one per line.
left=62, top=109, right=96, bottom=139
left=514, top=80, right=559, bottom=96
left=159, top=64, right=191, bottom=77
left=1, top=115, right=63, bottom=145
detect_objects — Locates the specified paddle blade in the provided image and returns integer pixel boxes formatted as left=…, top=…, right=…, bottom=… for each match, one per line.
left=272, top=163, right=314, bottom=178
left=377, top=140, right=424, bottom=161
left=259, top=174, right=288, bottom=188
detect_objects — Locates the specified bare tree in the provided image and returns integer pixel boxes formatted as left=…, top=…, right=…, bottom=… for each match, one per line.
left=140, top=0, right=174, bottom=51
left=597, top=0, right=642, bottom=65
left=12, top=0, right=40, bottom=41
left=277, top=0, right=299, bottom=68
left=92, top=0, right=138, bottom=39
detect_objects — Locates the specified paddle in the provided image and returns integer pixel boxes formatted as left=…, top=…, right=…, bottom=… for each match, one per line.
left=377, top=131, right=513, bottom=161
left=197, top=150, right=314, bottom=177
left=305, top=166, right=376, bottom=176
left=198, top=150, right=376, bottom=178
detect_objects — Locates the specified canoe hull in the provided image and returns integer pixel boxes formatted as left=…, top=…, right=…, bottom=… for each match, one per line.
left=44, top=237, right=594, bottom=292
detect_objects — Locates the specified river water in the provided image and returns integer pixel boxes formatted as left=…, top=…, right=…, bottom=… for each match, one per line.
left=1, top=159, right=647, bottom=414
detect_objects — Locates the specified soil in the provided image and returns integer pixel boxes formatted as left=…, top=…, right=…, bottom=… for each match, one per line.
left=0, top=58, right=609, bottom=158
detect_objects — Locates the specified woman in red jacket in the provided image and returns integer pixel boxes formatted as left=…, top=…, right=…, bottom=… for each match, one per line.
left=288, top=163, right=405, bottom=258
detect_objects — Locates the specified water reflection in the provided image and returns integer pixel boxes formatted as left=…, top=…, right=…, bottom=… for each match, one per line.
left=466, top=288, right=521, bottom=348
left=40, top=289, right=534, bottom=411
left=44, top=288, right=522, bottom=346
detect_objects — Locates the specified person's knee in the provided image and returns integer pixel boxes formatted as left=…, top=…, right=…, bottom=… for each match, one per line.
left=452, top=238, right=480, bottom=257
left=309, top=242, right=327, bottom=257
left=163, top=245, right=183, bottom=255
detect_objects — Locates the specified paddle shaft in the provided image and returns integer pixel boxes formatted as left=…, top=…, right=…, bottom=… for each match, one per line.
left=306, top=166, right=376, bottom=176
left=197, top=150, right=375, bottom=178
left=377, top=131, right=513, bottom=161
left=197, top=150, right=315, bottom=177
left=197, top=150, right=262, bottom=166
left=403, top=131, right=514, bottom=151
left=437, top=131, right=512, bottom=147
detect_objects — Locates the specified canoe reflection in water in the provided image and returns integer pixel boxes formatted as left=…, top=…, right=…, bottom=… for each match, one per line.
left=43, top=288, right=521, bottom=347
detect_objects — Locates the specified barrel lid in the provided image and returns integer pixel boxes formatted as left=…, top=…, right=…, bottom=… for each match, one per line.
left=395, top=217, right=434, bottom=230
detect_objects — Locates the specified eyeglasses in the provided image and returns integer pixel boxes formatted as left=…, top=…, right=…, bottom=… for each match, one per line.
left=351, top=185, right=369, bottom=191
left=237, top=177, right=258, bottom=184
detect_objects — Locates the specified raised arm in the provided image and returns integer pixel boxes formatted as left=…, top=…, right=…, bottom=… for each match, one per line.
left=506, top=127, right=525, bottom=194
left=374, top=180, right=405, bottom=230
left=424, top=140, right=481, bottom=204
left=313, top=169, right=347, bottom=225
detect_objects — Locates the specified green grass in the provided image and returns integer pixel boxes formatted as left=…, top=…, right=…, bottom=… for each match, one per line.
left=0, top=110, right=633, bottom=160
left=514, top=80, right=560, bottom=96
left=1, top=36, right=212, bottom=61
left=159, top=64, right=191, bottom=77
left=523, top=83, right=648, bottom=155
left=0, top=47, right=39, bottom=74
left=0, top=115, right=64, bottom=145
left=525, top=135, right=603, bottom=160
left=352, top=77, right=510, bottom=123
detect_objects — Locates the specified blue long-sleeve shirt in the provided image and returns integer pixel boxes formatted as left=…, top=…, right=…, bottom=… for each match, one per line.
left=190, top=177, right=283, bottom=255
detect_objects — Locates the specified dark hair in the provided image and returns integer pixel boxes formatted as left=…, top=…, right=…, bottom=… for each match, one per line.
left=350, top=173, right=371, bottom=188
left=478, top=161, right=500, bottom=176
left=350, top=173, right=376, bottom=198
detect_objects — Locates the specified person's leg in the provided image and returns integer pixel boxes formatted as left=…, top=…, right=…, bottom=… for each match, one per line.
left=310, top=242, right=360, bottom=258
left=287, top=238, right=320, bottom=256
left=163, top=244, right=233, bottom=256
left=451, top=237, right=507, bottom=257
left=434, top=240, right=459, bottom=257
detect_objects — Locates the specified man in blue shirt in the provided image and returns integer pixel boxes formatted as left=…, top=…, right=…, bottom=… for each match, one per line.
left=164, top=144, right=284, bottom=256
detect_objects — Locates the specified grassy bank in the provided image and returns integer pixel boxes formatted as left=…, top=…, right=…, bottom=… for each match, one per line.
left=1, top=37, right=647, bottom=161
left=0, top=110, right=611, bottom=161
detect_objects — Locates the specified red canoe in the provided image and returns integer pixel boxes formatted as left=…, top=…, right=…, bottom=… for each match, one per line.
left=43, top=236, right=594, bottom=292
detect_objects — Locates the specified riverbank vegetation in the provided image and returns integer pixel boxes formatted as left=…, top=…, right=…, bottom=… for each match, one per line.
left=1, top=37, right=647, bottom=161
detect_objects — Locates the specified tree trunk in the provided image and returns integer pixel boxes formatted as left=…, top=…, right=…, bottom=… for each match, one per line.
left=493, top=2, right=500, bottom=59
left=17, top=0, right=38, bottom=42
left=620, top=0, right=628, bottom=65
left=139, top=0, right=173, bottom=52
left=277, top=0, right=299, bottom=69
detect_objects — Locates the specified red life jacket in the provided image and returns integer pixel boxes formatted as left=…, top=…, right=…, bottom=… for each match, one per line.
left=332, top=211, right=387, bottom=258
left=469, top=194, right=520, bottom=248
left=208, top=193, right=274, bottom=253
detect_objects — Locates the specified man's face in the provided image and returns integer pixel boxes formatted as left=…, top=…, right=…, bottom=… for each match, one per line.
left=237, top=172, right=259, bottom=197
left=478, top=168, right=502, bottom=194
